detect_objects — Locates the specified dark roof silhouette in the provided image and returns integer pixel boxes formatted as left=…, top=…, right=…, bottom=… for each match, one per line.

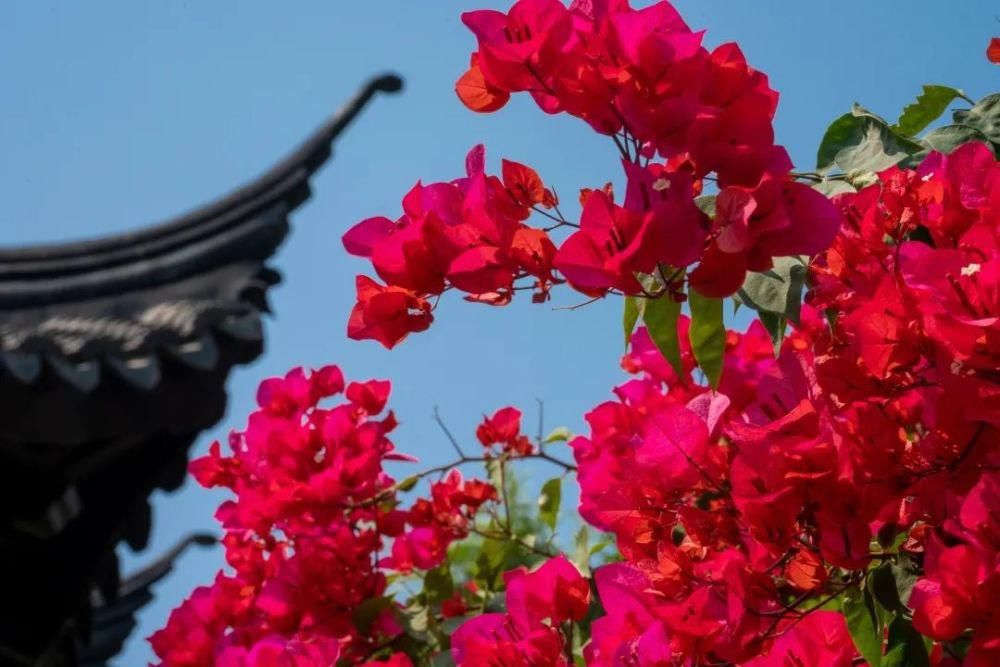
left=0, top=74, right=402, bottom=665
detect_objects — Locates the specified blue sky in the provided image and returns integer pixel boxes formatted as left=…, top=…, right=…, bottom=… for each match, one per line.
left=1, top=1, right=997, bottom=663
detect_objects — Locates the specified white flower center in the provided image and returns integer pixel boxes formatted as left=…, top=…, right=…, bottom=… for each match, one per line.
left=960, top=263, right=981, bottom=277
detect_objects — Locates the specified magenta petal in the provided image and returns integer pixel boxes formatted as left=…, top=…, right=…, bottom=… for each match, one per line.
left=465, top=143, right=486, bottom=178
left=685, top=391, right=732, bottom=438
left=450, top=613, right=510, bottom=664
left=767, top=181, right=842, bottom=256
left=342, top=216, right=395, bottom=257
left=460, top=9, right=509, bottom=41
left=555, top=231, right=612, bottom=292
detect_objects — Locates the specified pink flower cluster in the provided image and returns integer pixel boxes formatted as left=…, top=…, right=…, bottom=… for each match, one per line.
left=343, top=146, right=559, bottom=347
left=566, top=143, right=1000, bottom=664
left=451, top=556, right=590, bottom=665
left=477, top=405, right=536, bottom=456
left=568, top=315, right=853, bottom=664
left=810, top=141, right=1000, bottom=664
left=343, top=0, right=841, bottom=348
left=460, top=0, right=840, bottom=297
left=153, top=0, right=1000, bottom=664
left=149, top=367, right=494, bottom=666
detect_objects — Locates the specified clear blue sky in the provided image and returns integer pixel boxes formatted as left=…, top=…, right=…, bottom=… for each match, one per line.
left=1, top=2, right=996, bottom=663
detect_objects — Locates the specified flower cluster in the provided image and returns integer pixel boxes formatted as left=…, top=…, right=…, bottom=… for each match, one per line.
left=460, top=0, right=841, bottom=297
left=343, top=146, right=560, bottom=347
left=809, top=141, right=1000, bottom=663
left=572, top=316, right=857, bottom=664
left=386, top=469, right=497, bottom=573
left=344, top=0, right=841, bottom=348
left=476, top=405, right=535, bottom=456
left=149, top=367, right=495, bottom=666
left=566, top=142, right=1000, bottom=664
left=451, top=555, right=590, bottom=665
left=155, top=1, right=1000, bottom=665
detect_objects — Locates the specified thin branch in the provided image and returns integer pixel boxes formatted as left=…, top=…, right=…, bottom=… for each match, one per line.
left=471, top=526, right=557, bottom=559
left=534, top=449, right=577, bottom=472
left=550, top=195, right=571, bottom=229
left=433, top=406, right=466, bottom=459
left=536, top=398, right=545, bottom=444
left=553, top=295, right=605, bottom=311
left=611, top=133, right=632, bottom=161
left=498, top=456, right=513, bottom=531
left=788, top=170, right=824, bottom=183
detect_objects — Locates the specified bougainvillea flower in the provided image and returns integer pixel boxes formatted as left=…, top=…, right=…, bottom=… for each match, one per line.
left=910, top=536, right=1000, bottom=664
left=688, top=239, right=750, bottom=297
left=347, top=276, right=433, bottom=349
left=361, top=654, right=415, bottom=667
left=744, top=612, right=858, bottom=666
left=585, top=563, right=670, bottom=666
left=691, top=178, right=841, bottom=297
left=346, top=378, right=392, bottom=415
left=155, top=367, right=498, bottom=665
left=456, top=53, right=512, bottom=112
left=461, top=0, right=575, bottom=92
left=214, top=634, right=342, bottom=667
left=506, top=555, right=591, bottom=625
left=451, top=556, right=588, bottom=666
left=476, top=406, right=534, bottom=455
left=621, top=160, right=708, bottom=268
left=503, top=158, right=557, bottom=207
left=556, top=188, right=698, bottom=295
left=161, top=2, right=1000, bottom=664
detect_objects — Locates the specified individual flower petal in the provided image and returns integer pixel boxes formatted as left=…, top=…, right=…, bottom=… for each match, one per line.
left=456, top=56, right=511, bottom=112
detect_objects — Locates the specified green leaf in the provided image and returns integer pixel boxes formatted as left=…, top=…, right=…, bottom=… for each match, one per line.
left=695, top=194, right=717, bottom=217
left=894, top=85, right=965, bottom=136
left=955, top=93, right=1000, bottom=144
left=758, top=311, right=786, bottom=356
left=353, top=596, right=393, bottom=635
left=891, top=555, right=920, bottom=607
left=921, top=124, right=993, bottom=155
left=538, top=477, right=562, bottom=531
left=813, top=179, right=857, bottom=197
left=431, top=651, right=457, bottom=667
left=736, top=256, right=808, bottom=324
left=475, top=535, right=515, bottom=591
left=688, top=289, right=726, bottom=388
left=590, top=539, right=613, bottom=557
left=486, top=458, right=503, bottom=491
left=885, top=615, right=931, bottom=667
left=882, top=643, right=907, bottom=667
left=397, top=475, right=420, bottom=492
left=817, top=112, right=857, bottom=170
left=870, top=562, right=904, bottom=613
left=623, top=296, right=640, bottom=349
left=572, top=525, right=591, bottom=576
left=852, top=103, right=893, bottom=126
left=876, top=522, right=902, bottom=550
left=399, top=597, right=434, bottom=639
left=641, top=294, right=683, bottom=375
left=423, top=564, right=455, bottom=605
left=847, top=169, right=880, bottom=190
left=840, top=105, right=925, bottom=173
left=817, top=105, right=924, bottom=173
left=844, top=585, right=884, bottom=667
left=543, top=426, right=572, bottom=443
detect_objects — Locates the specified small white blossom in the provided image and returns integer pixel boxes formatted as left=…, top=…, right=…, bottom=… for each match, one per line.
left=961, top=263, right=981, bottom=277
left=652, top=177, right=671, bottom=192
